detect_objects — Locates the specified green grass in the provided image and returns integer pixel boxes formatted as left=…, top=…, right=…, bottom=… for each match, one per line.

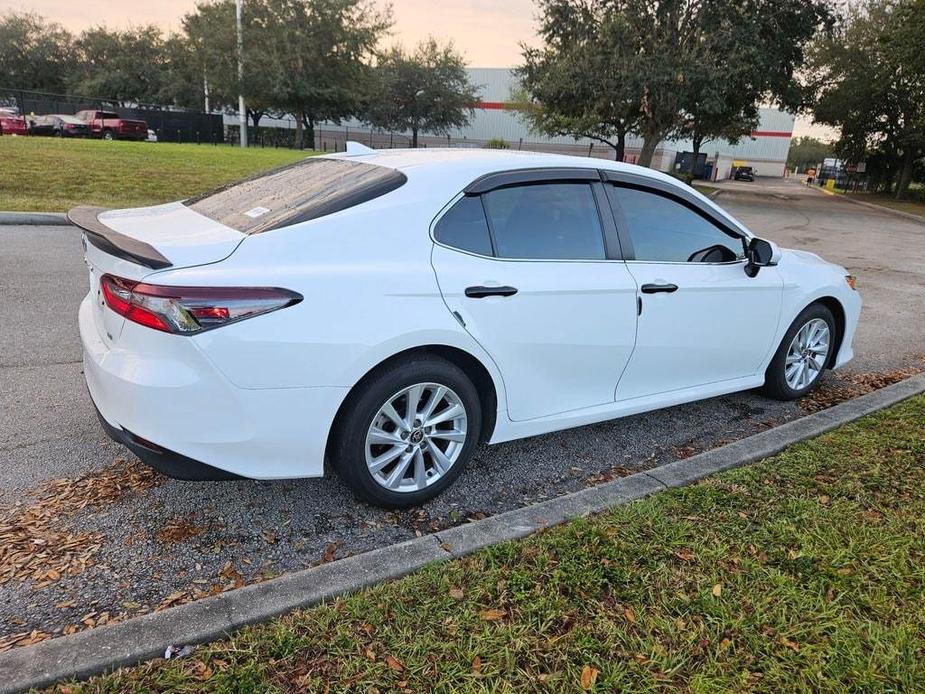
left=0, top=137, right=313, bottom=212
left=52, top=396, right=925, bottom=692
left=692, top=183, right=718, bottom=197
left=845, top=191, right=925, bottom=221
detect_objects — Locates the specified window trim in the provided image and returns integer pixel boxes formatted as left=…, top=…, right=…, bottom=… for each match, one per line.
left=463, top=167, right=600, bottom=195
left=604, top=179, right=749, bottom=265
left=431, top=173, right=622, bottom=263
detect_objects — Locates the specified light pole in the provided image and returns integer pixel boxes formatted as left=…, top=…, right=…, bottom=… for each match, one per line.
left=235, top=0, right=247, bottom=148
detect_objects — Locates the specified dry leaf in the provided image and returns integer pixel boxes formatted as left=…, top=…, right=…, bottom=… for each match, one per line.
left=479, top=609, right=505, bottom=621
left=623, top=607, right=636, bottom=624
left=580, top=664, right=599, bottom=689
left=712, top=584, right=723, bottom=597
left=818, top=495, right=831, bottom=505
left=449, top=588, right=465, bottom=600
left=321, top=542, right=338, bottom=564
left=385, top=655, right=404, bottom=672
left=472, top=655, right=482, bottom=672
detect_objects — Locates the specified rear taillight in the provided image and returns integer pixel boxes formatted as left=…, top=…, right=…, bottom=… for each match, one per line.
left=100, top=274, right=302, bottom=334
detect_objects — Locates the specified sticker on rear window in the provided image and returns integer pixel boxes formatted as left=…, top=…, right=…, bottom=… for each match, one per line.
left=244, top=206, right=271, bottom=218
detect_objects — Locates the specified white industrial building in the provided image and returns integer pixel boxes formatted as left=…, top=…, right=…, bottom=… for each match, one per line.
left=246, top=67, right=794, bottom=178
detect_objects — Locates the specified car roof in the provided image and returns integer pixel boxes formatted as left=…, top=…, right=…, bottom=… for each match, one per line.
left=324, top=147, right=683, bottom=188
left=321, top=147, right=751, bottom=237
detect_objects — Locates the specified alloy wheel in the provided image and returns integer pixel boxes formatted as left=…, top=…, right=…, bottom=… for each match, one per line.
left=784, top=318, right=830, bottom=390
left=365, top=382, right=468, bottom=493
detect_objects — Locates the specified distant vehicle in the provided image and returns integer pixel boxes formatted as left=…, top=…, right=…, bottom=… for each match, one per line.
left=146, top=128, right=158, bottom=143
left=733, top=166, right=755, bottom=182
left=72, top=147, right=860, bottom=507
left=0, top=107, right=27, bottom=136
left=74, top=110, right=148, bottom=141
left=27, top=114, right=91, bottom=138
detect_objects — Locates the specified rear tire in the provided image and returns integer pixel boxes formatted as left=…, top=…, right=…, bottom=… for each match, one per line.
left=330, top=356, right=481, bottom=508
left=762, top=303, right=836, bottom=400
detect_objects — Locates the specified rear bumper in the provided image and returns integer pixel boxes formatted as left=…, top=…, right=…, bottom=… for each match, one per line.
left=80, top=294, right=349, bottom=479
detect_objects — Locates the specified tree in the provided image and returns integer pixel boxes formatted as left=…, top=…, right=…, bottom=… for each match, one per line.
left=366, top=38, right=479, bottom=148
left=519, top=0, right=830, bottom=168
left=0, top=12, right=72, bottom=93
left=812, top=0, right=925, bottom=199
left=183, top=0, right=287, bottom=130
left=786, top=136, right=834, bottom=172
left=69, top=26, right=168, bottom=104
left=272, top=0, right=390, bottom=149
left=518, top=2, right=641, bottom=161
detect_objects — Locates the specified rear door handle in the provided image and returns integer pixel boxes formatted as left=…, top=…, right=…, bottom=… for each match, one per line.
left=640, top=283, right=678, bottom=294
left=465, top=285, right=518, bottom=298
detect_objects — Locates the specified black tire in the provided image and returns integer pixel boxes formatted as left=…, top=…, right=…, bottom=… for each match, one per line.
left=102, top=130, right=114, bottom=141
left=761, top=303, right=836, bottom=400
left=330, top=356, right=481, bottom=508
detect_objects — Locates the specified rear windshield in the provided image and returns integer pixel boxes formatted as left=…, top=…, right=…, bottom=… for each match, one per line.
left=185, top=157, right=407, bottom=234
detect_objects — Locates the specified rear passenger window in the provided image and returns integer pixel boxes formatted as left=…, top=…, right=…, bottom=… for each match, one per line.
left=434, top=196, right=493, bottom=256
left=482, top=183, right=605, bottom=260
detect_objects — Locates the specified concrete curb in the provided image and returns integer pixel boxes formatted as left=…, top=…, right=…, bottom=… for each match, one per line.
left=0, top=211, right=70, bottom=226
left=2, top=373, right=924, bottom=693
left=808, top=186, right=925, bottom=226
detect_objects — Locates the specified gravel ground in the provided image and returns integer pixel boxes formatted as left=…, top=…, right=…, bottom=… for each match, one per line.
left=1, top=176, right=923, bottom=646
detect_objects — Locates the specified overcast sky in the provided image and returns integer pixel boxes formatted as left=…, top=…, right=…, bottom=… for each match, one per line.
left=7, top=0, right=833, bottom=139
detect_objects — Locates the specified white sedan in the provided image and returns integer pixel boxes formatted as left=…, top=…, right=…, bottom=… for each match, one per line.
left=73, top=145, right=860, bottom=507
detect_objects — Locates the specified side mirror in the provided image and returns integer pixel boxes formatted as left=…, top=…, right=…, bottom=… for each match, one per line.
left=744, top=237, right=780, bottom=277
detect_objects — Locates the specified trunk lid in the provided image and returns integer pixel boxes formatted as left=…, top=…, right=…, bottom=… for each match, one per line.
left=71, top=202, right=245, bottom=346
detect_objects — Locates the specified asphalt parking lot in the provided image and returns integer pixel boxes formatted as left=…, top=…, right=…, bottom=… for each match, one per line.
left=1, top=177, right=923, bottom=645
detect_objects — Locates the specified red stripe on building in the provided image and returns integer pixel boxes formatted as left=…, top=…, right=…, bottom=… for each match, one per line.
left=473, top=101, right=514, bottom=110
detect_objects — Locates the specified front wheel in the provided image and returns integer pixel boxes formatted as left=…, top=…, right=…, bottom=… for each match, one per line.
left=102, top=130, right=114, bottom=141
left=330, top=356, right=481, bottom=508
left=762, top=303, right=836, bottom=400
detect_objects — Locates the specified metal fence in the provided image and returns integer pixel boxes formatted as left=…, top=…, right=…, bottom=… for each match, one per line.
left=2, top=86, right=628, bottom=160
left=1, top=88, right=223, bottom=143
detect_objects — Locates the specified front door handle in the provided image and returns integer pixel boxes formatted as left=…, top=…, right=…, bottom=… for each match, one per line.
left=640, top=283, right=678, bottom=294
left=465, top=285, right=518, bottom=298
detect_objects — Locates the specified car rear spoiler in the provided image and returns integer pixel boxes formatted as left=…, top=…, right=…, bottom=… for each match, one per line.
left=68, top=206, right=172, bottom=270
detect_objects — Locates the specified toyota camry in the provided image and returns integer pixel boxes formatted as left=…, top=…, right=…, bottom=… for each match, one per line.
left=73, top=145, right=861, bottom=507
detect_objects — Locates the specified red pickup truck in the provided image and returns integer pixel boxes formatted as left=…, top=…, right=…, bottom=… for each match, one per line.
left=75, top=110, right=148, bottom=141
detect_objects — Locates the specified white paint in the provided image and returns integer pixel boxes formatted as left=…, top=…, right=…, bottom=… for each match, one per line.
left=79, top=148, right=861, bottom=482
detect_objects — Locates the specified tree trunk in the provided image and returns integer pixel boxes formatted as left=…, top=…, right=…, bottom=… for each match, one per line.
left=691, top=133, right=703, bottom=159
left=895, top=148, right=916, bottom=200
left=294, top=115, right=304, bottom=150
left=305, top=115, right=315, bottom=151
left=412, top=127, right=419, bottom=148
left=638, top=135, right=660, bottom=168
left=614, top=129, right=626, bottom=162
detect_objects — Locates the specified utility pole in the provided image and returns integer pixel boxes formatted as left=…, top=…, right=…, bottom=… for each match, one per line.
left=203, top=73, right=210, bottom=113
left=235, top=0, right=247, bottom=148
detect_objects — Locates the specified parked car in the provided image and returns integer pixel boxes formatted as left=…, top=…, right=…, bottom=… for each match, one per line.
left=0, top=107, right=27, bottom=136
left=71, top=146, right=861, bottom=507
left=733, top=166, right=755, bottom=182
left=74, top=110, right=148, bottom=140
left=26, top=114, right=91, bottom=138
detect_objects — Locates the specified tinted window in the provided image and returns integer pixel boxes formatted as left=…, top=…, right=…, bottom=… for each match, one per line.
left=608, top=186, right=744, bottom=263
left=434, top=196, right=493, bottom=256
left=186, top=157, right=407, bottom=234
left=482, top=183, right=605, bottom=260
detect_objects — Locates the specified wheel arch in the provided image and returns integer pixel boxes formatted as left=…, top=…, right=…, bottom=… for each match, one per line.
left=812, top=296, right=846, bottom=368
left=325, top=344, right=500, bottom=464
